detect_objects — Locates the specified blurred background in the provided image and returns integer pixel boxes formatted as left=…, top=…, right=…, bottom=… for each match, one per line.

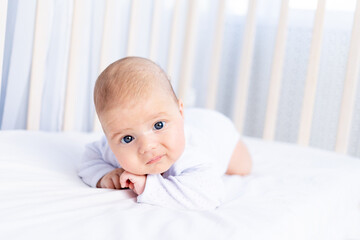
left=0, top=0, right=359, bottom=158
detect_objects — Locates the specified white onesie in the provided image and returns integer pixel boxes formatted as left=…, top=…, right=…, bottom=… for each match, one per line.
left=77, top=108, right=239, bottom=210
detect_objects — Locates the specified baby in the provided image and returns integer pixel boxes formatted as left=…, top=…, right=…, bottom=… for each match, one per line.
left=78, top=56, right=252, bottom=210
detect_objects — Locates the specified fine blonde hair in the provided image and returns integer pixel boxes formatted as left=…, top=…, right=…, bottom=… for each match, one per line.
left=94, top=57, right=178, bottom=116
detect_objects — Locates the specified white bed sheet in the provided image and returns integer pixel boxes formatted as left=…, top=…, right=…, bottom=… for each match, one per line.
left=0, top=130, right=360, bottom=240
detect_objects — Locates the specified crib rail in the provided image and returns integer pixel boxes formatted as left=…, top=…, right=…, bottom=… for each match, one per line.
left=1, top=0, right=360, bottom=157
left=232, top=0, right=257, bottom=135
left=263, top=0, right=289, bottom=141
left=298, top=0, right=326, bottom=146
left=336, top=0, right=360, bottom=153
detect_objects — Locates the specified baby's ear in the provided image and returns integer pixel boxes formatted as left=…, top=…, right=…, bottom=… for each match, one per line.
left=178, top=99, right=184, bottom=117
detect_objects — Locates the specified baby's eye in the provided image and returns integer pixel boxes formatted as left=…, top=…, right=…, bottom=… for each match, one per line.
left=153, top=121, right=165, bottom=130
left=121, top=135, right=134, bottom=144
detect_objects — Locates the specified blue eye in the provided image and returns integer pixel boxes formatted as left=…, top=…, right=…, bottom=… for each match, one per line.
left=154, top=121, right=165, bottom=130
left=121, top=135, right=134, bottom=144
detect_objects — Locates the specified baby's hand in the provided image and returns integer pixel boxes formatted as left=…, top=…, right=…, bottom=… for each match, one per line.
left=120, top=171, right=147, bottom=195
left=96, top=168, right=125, bottom=189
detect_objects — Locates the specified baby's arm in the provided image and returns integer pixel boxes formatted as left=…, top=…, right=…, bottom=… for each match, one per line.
left=77, top=136, right=119, bottom=188
left=78, top=136, right=146, bottom=191
left=137, top=167, right=224, bottom=210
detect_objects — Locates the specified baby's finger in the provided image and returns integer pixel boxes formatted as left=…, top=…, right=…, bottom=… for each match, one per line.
left=111, top=175, right=121, bottom=189
left=104, top=179, right=115, bottom=189
left=120, top=171, right=131, bottom=188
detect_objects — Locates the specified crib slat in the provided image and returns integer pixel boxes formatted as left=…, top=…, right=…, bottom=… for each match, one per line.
left=298, top=0, right=326, bottom=146
left=92, top=0, right=115, bottom=133
left=167, top=0, right=181, bottom=82
left=0, top=0, right=8, bottom=100
left=63, top=0, right=84, bottom=131
left=92, top=0, right=114, bottom=133
left=27, top=0, right=52, bottom=130
left=206, top=0, right=227, bottom=110
left=263, top=0, right=289, bottom=140
left=335, top=0, right=360, bottom=153
left=127, top=0, right=139, bottom=56
left=232, top=0, right=257, bottom=133
left=149, top=0, right=161, bottom=61
left=98, top=0, right=115, bottom=73
left=178, top=0, right=198, bottom=105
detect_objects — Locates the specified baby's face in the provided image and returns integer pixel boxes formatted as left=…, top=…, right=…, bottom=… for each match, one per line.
left=100, top=93, right=185, bottom=175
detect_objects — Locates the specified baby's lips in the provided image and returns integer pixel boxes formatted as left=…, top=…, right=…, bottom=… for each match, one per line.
left=146, top=154, right=165, bottom=164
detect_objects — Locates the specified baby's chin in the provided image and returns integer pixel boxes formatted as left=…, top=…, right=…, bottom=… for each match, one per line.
left=130, top=153, right=183, bottom=175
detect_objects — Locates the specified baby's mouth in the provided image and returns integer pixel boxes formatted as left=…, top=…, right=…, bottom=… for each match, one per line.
left=146, top=154, right=165, bottom=165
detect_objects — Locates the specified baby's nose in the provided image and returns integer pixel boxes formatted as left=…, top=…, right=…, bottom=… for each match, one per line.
left=138, top=136, right=157, bottom=154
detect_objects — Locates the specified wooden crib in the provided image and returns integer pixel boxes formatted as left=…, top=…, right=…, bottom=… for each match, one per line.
left=1, top=0, right=359, bottom=158
left=1, top=1, right=360, bottom=239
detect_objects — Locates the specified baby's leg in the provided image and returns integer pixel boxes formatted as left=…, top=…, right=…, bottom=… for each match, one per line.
left=226, top=140, right=252, bottom=176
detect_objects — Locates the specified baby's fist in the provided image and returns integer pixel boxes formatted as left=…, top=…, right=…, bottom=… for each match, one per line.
left=120, top=171, right=147, bottom=195
left=97, top=168, right=125, bottom=189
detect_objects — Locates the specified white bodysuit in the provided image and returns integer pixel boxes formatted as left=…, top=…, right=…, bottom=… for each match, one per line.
left=77, top=108, right=239, bottom=210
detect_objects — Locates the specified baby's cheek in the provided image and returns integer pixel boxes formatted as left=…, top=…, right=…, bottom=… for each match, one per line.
left=169, top=132, right=185, bottom=158
left=116, top=158, right=127, bottom=169
left=112, top=147, right=134, bottom=168
left=118, top=157, right=147, bottom=175
left=114, top=151, right=130, bottom=169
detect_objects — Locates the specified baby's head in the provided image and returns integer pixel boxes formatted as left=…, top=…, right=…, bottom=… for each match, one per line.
left=94, top=57, right=185, bottom=175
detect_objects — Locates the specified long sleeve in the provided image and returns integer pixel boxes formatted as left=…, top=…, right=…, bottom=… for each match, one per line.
left=77, top=136, right=120, bottom=188
left=137, top=165, right=225, bottom=210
